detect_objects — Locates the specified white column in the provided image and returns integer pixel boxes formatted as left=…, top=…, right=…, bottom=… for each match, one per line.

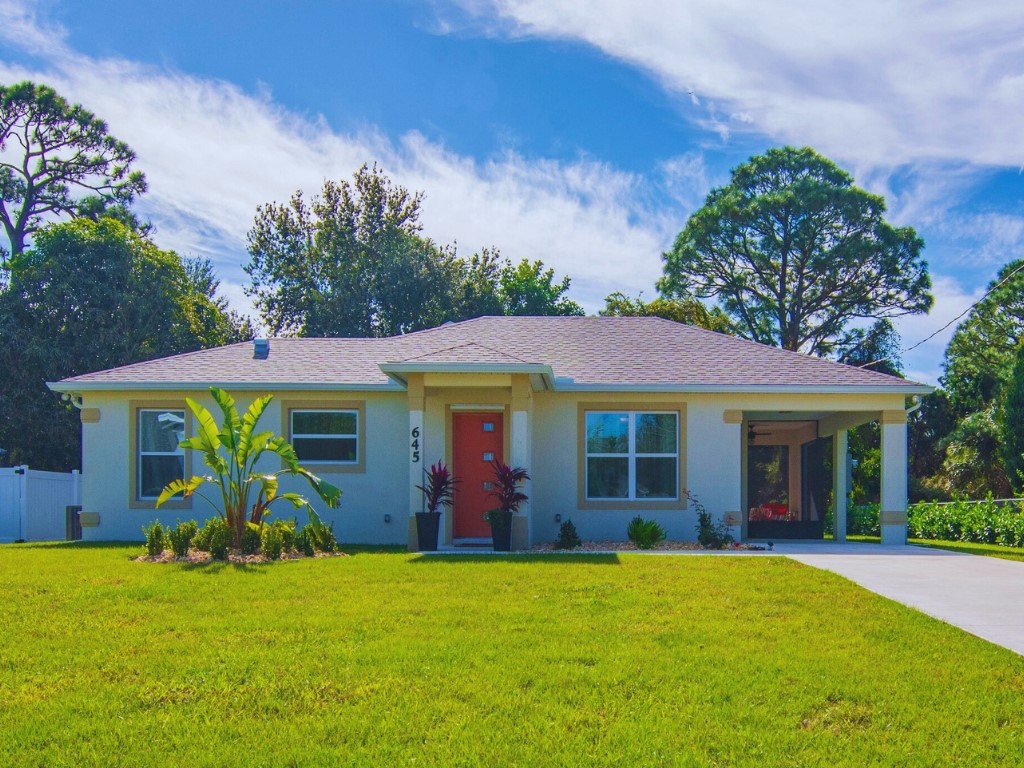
left=880, top=411, right=908, bottom=546
left=72, top=469, right=82, bottom=507
left=409, top=408, right=424, bottom=514
left=510, top=377, right=532, bottom=548
left=407, top=376, right=426, bottom=550
left=17, top=464, right=28, bottom=542
left=832, top=429, right=848, bottom=542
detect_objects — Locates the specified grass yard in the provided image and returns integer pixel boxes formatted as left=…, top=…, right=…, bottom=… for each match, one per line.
left=908, top=539, right=1024, bottom=563
left=1, top=544, right=1023, bottom=767
left=843, top=535, right=1024, bottom=563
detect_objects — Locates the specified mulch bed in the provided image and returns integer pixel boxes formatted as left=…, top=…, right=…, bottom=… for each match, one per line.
left=530, top=541, right=771, bottom=553
left=135, top=549, right=348, bottom=564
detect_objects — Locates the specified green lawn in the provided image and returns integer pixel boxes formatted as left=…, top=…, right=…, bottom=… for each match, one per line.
left=908, top=538, right=1024, bottom=563
left=2, top=544, right=1023, bottom=767
left=841, top=534, right=1024, bottom=563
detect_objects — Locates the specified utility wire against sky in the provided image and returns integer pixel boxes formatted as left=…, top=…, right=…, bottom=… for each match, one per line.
left=858, top=259, right=1024, bottom=371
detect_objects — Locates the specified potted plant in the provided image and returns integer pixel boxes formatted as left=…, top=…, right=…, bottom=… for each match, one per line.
left=415, top=461, right=457, bottom=551
left=484, top=460, right=530, bottom=552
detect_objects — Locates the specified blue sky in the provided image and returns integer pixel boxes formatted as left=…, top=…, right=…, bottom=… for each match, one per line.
left=2, top=0, right=1023, bottom=384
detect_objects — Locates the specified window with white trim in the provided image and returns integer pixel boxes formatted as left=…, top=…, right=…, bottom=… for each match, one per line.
left=138, top=409, right=186, bottom=500
left=290, top=410, right=358, bottom=464
left=585, top=411, right=678, bottom=500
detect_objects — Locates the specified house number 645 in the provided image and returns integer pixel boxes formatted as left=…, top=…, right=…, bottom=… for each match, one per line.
left=410, top=427, right=421, bottom=463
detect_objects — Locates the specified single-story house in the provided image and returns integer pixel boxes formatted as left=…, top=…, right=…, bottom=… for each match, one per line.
left=48, top=316, right=931, bottom=548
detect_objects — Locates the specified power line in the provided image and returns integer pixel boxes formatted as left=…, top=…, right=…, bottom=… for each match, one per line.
left=858, top=259, right=1024, bottom=370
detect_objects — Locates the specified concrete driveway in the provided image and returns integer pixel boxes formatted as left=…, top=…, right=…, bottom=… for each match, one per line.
left=777, top=542, right=1024, bottom=656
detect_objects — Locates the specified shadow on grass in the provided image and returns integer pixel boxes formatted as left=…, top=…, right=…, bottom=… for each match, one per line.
left=338, top=545, right=409, bottom=557
left=177, top=560, right=271, bottom=575
left=4, top=540, right=139, bottom=550
left=408, top=553, right=621, bottom=565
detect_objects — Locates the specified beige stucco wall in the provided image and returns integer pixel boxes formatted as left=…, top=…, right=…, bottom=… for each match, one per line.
left=79, top=389, right=408, bottom=543
left=77, top=384, right=910, bottom=546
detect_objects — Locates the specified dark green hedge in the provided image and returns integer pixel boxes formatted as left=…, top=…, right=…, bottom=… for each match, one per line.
left=908, top=498, right=1024, bottom=547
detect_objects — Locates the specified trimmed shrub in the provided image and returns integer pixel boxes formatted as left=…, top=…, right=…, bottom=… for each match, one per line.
left=695, top=510, right=734, bottom=549
left=275, top=519, right=296, bottom=552
left=627, top=516, right=666, bottom=550
left=261, top=523, right=285, bottom=560
left=848, top=504, right=881, bottom=537
left=193, top=518, right=231, bottom=560
left=908, top=498, right=1024, bottom=546
left=294, top=526, right=315, bottom=557
left=142, top=520, right=165, bottom=557
left=167, top=520, right=198, bottom=558
left=555, top=519, right=581, bottom=549
left=241, top=523, right=261, bottom=556
left=304, top=510, right=337, bottom=553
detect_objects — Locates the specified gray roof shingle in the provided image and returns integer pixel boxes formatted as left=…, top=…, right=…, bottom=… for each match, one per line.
left=55, top=316, right=927, bottom=391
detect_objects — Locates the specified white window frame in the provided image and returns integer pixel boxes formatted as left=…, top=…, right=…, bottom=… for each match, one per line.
left=137, top=408, right=186, bottom=501
left=290, top=409, right=359, bottom=465
left=585, top=410, right=679, bottom=501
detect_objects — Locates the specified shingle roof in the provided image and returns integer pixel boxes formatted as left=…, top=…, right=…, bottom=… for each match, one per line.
left=55, top=316, right=928, bottom=391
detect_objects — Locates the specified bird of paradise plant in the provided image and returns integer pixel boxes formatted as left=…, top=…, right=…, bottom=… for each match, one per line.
left=156, top=387, right=342, bottom=550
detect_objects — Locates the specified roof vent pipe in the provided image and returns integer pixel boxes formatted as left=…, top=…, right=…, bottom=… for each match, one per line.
left=253, top=338, right=270, bottom=359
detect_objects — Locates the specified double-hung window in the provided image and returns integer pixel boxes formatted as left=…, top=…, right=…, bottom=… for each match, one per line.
left=290, top=410, right=358, bottom=464
left=137, top=408, right=186, bottom=500
left=585, top=411, right=678, bottom=500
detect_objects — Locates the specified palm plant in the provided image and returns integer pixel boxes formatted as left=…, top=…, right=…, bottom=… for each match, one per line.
left=156, top=387, right=342, bottom=550
left=485, top=460, right=530, bottom=520
left=416, top=461, right=458, bottom=514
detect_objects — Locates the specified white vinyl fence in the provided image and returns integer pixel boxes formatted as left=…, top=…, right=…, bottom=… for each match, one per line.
left=0, top=466, right=82, bottom=542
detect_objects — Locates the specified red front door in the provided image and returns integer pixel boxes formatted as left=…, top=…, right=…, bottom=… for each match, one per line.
left=452, top=412, right=504, bottom=538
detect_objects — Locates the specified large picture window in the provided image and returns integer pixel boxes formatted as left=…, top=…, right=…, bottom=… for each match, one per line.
left=585, top=411, right=678, bottom=500
left=290, top=410, right=358, bottom=464
left=137, top=408, right=186, bottom=500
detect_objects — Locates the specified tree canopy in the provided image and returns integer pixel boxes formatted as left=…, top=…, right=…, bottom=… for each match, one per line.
left=245, top=165, right=582, bottom=336
left=914, top=258, right=1024, bottom=498
left=0, top=217, right=248, bottom=470
left=0, top=81, right=146, bottom=259
left=1001, top=343, right=1024, bottom=493
left=941, top=259, right=1024, bottom=416
left=600, top=291, right=734, bottom=333
left=658, top=146, right=932, bottom=356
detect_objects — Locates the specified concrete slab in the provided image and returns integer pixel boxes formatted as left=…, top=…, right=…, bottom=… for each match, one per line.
left=786, top=544, right=1024, bottom=656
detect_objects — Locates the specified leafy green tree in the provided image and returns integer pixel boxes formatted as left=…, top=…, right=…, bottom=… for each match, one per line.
left=942, top=258, right=1024, bottom=417
left=245, top=167, right=584, bottom=334
left=497, top=258, right=583, bottom=317
left=1001, top=343, right=1024, bottom=493
left=245, top=164, right=456, bottom=337
left=658, top=146, right=932, bottom=356
left=835, top=319, right=903, bottom=377
left=0, top=81, right=146, bottom=258
left=935, top=406, right=1012, bottom=499
left=600, top=291, right=735, bottom=333
left=157, top=388, right=341, bottom=550
left=908, top=391, right=955, bottom=501
left=927, top=258, right=1024, bottom=496
left=0, top=217, right=247, bottom=470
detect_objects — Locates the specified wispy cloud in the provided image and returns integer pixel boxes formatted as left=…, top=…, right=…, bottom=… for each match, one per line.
left=0, top=0, right=687, bottom=316
left=446, top=0, right=1024, bottom=171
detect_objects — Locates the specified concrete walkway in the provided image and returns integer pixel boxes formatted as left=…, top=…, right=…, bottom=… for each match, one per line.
left=779, top=542, right=1024, bottom=656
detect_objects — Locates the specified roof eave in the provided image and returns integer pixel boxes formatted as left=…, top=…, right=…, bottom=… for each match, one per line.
left=47, top=381, right=404, bottom=393
left=378, top=361, right=556, bottom=390
left=551, top=382, right=934, bottom=395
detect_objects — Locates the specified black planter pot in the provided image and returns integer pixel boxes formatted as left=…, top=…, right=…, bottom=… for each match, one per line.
left=415, top=511, right=442, bottom=551
left=489, top=510, right=514, bottom=552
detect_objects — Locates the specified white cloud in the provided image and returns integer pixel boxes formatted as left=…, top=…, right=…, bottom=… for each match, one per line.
left=0, top=1, right=682, bottom=319
left=447, top=0, right=1024, bottom=171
